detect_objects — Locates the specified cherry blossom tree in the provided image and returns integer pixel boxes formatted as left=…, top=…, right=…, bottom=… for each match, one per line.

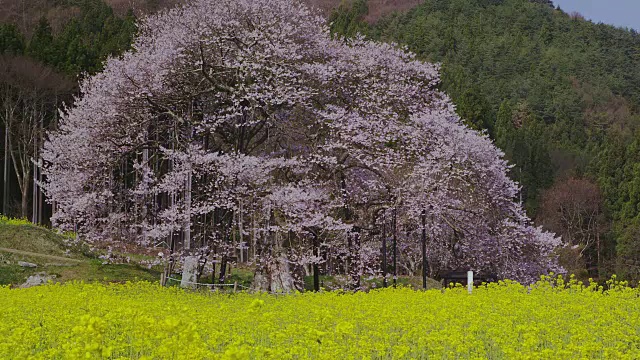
left=42, top=0, right=561, bottom=290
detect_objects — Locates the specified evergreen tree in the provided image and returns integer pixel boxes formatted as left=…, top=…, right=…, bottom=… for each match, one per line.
left=329, top=0, right=369, bottom=38
left=0, top=24, right=25, bottom=55
left=27, top=17, right=55, bottom=64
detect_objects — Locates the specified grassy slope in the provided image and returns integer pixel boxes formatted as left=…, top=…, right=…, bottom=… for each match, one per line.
left=0, top=219, right=160, bottom=286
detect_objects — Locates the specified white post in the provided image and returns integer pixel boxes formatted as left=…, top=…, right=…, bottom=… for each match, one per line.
left=467, top=271, right=473, bottom=294
left=184, top=162, right=192, bottom=250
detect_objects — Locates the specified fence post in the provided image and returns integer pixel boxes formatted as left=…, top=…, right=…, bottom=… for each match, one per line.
left=421, top=209, right=427, bottom=289
left=467, top=271, right=473, bottom=294
left=233, top=281, right=238, bottom=293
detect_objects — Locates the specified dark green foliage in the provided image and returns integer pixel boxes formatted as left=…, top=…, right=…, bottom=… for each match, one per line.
left=27, top=17, right=55, bottom=63
left=51, top=0, right=137, bottom=74
left=329, top=0, right=369, bottom=38
left=615, top=219, right=640, bottom=280
left=494, top=101, right=553, bottom=213
left=2, top=0, right=137, bottom=75
left=0, top=24, right=25, bottom=55
left=441, top=63, right=495, bottom=131
left=332, top=0, right=640, bottom=278
left=0, top=264, right=30, bottom=286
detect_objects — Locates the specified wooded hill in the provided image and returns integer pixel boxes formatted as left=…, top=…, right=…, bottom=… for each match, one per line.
left=1, top=0, right=640, bottom=280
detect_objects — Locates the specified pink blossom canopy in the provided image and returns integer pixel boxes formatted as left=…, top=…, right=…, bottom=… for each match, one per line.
left=42, top=0, right=561, bottom=283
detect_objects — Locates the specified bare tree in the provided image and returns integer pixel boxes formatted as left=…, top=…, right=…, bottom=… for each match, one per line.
left=537, top=177, right=607, bottom=276
left=0, top=55, right=74, bottom=219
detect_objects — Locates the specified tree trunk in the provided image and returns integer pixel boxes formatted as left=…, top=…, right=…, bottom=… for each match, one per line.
left=349, top=229, right=362, bottom=290
left=180, top=158, right=195, bottom=288
left=382, top=212, right=387, bottom=287
left=2, top=119, right=9, bottom=216
left=313, top=232, right=320, bottom=292
left=252, top=255, right=298, bottom=292
left=238, top=200, right=244, bottom=263
left=218, top=254, right=228, bottom=283
left=21, top=181, right=29, bottom=219
left=218, top=210, right=232, bottom=283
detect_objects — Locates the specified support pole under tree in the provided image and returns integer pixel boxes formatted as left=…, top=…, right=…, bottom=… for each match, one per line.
left=352, top=227, right=361, bottom=290
left=422, top=208, right=427, bottom=289
left=392, top=207, right=397, bottom=288
left=313, top=231, right=320, bottom=292
left=38, top=116, right=43, bottom=225
left=32, top=133, right=37, bottom=223
left=3, top=119, right=9, bottom=215
left=382, top=211, right=387, bottom=288
left=180, top=158, right=198, bottom=289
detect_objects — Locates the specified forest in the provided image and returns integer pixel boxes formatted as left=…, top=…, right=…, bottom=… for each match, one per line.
left=1, top=0, right=640, bottom=285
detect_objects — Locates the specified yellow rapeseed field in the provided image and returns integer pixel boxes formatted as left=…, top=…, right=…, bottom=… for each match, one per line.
left=1, top=276, right=639, bottom=359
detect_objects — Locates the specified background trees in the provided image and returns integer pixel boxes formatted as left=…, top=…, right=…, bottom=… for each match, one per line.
left=537, top=178, right=607, bottom=277
left=0, top=56, right=74, bottom=219
left=0, top=0, right=136, bottom=223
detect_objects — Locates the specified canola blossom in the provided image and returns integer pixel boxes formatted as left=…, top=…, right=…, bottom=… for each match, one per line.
left=1, top=277, right=639, bottom=359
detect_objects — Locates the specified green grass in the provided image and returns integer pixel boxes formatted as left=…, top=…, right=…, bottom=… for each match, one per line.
left=0, top=217, right=161, bottom=286
left=225, top=266, right=255, bottom=288
left=0, top=217, right=86, bottom=258
left=0, top=264, right=31, bottom=285
left=167, top=266, right=255, bottom=290
left=51, top=260, right=160, bottom=283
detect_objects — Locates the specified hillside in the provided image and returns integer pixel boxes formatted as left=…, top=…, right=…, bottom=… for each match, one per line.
left=331, top=0, right=640, bottom=279
left=0, top=0, right=423, bottom=33
left=0, top=0, right=422, bottom=76
left=0, top=0, right=179, bottom=34
left=0, top=217, right=160, bottom=286
left=307, top=0, right=422, bottom=21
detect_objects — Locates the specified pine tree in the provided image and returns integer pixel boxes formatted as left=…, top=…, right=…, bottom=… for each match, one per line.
left=0, top=24, right=25, bottom=55
left=27, top=17, right=54, bottom=64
